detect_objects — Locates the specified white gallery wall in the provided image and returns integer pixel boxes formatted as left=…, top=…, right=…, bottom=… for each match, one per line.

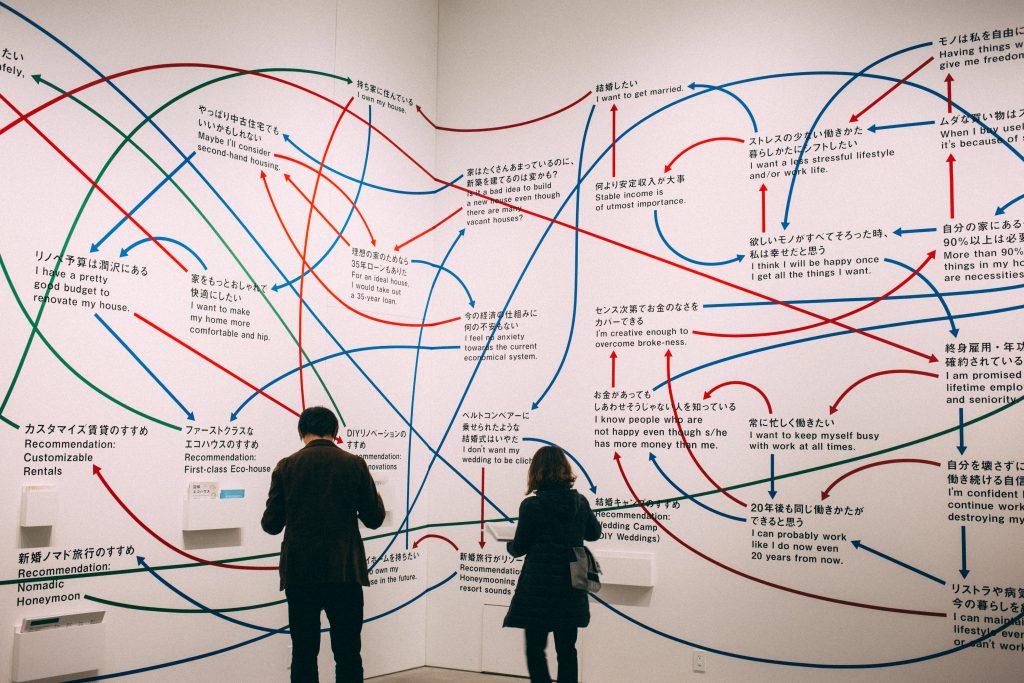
left=2, top=1, right=1024, bottom=681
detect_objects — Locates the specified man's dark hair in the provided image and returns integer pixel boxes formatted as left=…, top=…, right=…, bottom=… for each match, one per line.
left=297, top=406, right=339, bottom=439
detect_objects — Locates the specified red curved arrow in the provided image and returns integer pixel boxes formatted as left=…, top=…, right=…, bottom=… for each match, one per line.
left=412, top=533, right=460, bottom=551
left=276, top=155, right=376, bottom=246
left=395, top=207, right=463, bottom=251
left=416, top=90, right=592, bottom=133
left=822, top=458, right=940, bottom=500
left=614, top=453, right=944, bottom=617
left=93, top=465, right=277, bottom=570
left=666, top=350, right=746, bottom=507
left=947, top=154, right=957, bottom=219
left=830, top=369, right=938, bottom=414
left=704, top=381, right=772, bottom=414
left=298, top=100, right=353, bottom=409
left=695, top=251, right=935, bottom=339
left=664, top=136, right=744, bottom=173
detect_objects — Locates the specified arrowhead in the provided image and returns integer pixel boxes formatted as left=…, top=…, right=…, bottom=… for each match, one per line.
left=868, top=124, right=878, bottom=133
left=781, top=220, right=789, bottom=230
left=458, top=228, right=465, bottom=237
left=230, top=412, right=238, bottom=422
left=759, top=184, right=767, bottom=192
left=371, top=239, right=377, bottom=247
left=928, top=354, right=938, bottom=363
left=469, top=300, right=476, bottom=308
left=960, top=569, right=970, bottom=579
left=849, top=114, right=859, bottom=123
left=260, top=170, right=266, bottom=179
left=393, top=245, right=401, bottom=252
left=703, top=391, right=711, bottom=400
left=735, top=254, right=745, bottom=262
left=136, top=556, right=146, bottom=566
left=648, top=452, right=657, bottom=462
left=664, top=349, right=673, bottom=358
left=947, top=154, right=956, bottom=163
left=412, top=540, right=421, bottom=549
left=610, top=351, right=617, bottom=359
left=335, top=436, right=343, bottom=444
left=829, top=405, right=838, bottom=415
left=589, top=485, right=598, bottom=494
left=271, top=284, right=281, bottom=292
left=852, top=540, right=862, bottom=549
left=957, top=445, right=967, bottom=455
left=92, top=464, right=101, bottom=475
left=32, top=74, right=43, bottom=84
left=531, top=402, right=539, bottom=410
left=769, top=489, right=777, bottom=499
left=945, top=74, right=955, bottom=83
left=186, top=412, right=195, bottom=421
left=284, top=174, right=291, bottom=182
left=283, top=134, right=291, bottom=142
left=995, top=206, right=1006, bottom=216
left=927, top=250, right=936, bottom=259
left=611, top=104, right=618, bottom=112
left=613, top=452, right=621, bottom=461
left=950, top=327, right=960, bottom=338
left=894, top=228, right=904, bottom=236
left=478, top=541, right=486, bottom=549
left=688, top=82, right=697, bottom=90
left=663, top=164, right=672, bottom=174
left=90, top=243, right=100, bottom=253
left=119, top=248, right=128, bottom=258
left=820, top=491, right=830, bottom=501
left=416, top=105, right=422, bottom=113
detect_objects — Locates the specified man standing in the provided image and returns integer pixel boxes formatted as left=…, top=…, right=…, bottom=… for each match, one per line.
left=262, top=406, right=385, bottom=683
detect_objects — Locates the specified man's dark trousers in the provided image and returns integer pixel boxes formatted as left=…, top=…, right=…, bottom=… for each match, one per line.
left=286, top=582, right=363, bottom=683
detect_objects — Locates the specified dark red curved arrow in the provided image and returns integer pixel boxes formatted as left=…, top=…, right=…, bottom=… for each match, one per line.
left=614, top=453, right=944, bottom=617
left=704, top=381, right=772, bottom=414
left=93, top=465, right=277, bottom=570
left=666, top=350, right=746, bottom=507
left=822, top=458, right=940, bottom=500
left=416, top=90, right=592, bottom=133
left=664, top=136, right=744, bottom=173
left=830, top=369, right=938, bottom=414
left=412, top=534, right=460, bottom=551
left=695, top=251, right=936, bottom=340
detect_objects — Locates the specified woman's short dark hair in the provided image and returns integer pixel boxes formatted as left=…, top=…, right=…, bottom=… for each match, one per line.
left=526, top=445, right=576, bottom=494
left=297, top=406, right=339, bottom=439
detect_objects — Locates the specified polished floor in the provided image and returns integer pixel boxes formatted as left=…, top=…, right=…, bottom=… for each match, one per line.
left=369, top=667, right=524, bottom=682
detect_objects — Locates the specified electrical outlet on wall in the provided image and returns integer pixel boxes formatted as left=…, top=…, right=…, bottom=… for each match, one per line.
left=693, top=649, right=708, bottom=673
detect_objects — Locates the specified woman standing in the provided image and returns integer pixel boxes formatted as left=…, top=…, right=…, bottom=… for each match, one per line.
left=503, top=445, right=602, bottom=683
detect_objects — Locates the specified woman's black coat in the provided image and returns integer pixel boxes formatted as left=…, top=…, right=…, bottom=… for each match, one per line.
left=503, top=485, right=602, bottom=629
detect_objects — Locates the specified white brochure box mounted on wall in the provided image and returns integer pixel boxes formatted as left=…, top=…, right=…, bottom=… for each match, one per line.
left=19, top=485, right=58, bottom=528
left=12, top=610, right=105, bottom=682
left=182, top=481, right=248, bottom=531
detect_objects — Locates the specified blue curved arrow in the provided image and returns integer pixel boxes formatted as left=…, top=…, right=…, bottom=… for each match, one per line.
left=996, top=191, right=1024, bottom=216
left=273, top=105, right=373, bottom=291
left=284, top=133, right=463, bottom=195
left=403, top=229, right=466, bottom=548
left=591, top=593, right=1023, bottom=669
left=653, top=210, right=744, bottom=266
left=533, top=104, right=594, bottom=409
left=689, top=82, right=759, bottom=132
left=648, top=452, right=745, bottom=522
left=523, top=437, right=597, bottom=494
left=90, top=152, right=195, bottom=252
left=94, top=313, right=194, bottom=420
left=231, top=344, right=458, bottom=420
left=885, top=256, right=957, bottom=336
left=120, top=236, right=207, bottom=270
left=411, top=258, right=475, bottom=307
left=782, top=42, right=931, bottom=229
left=654, top=301, right=1024, bottom=391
